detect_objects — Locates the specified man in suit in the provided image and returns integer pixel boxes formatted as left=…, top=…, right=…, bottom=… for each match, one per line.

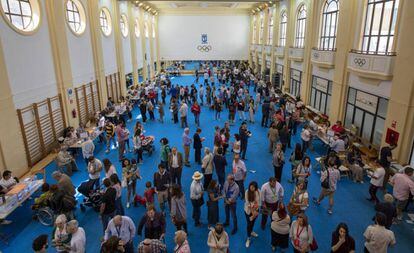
left=193, top=128, right=204, bottom=165
left=168, top=147, right=183, bottom=186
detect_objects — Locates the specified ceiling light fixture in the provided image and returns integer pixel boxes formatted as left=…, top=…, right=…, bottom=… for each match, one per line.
left=138, top=3, right=143, bottom=7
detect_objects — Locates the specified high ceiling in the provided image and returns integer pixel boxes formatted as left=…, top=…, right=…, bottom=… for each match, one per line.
left=140, top=1, right=275, bottom=14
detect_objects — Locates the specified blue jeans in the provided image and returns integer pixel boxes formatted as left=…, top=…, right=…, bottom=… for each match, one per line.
left=194, top=114, right=200, bottom=126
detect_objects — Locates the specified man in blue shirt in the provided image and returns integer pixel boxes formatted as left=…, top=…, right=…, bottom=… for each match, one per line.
left=104, top=215, right=136, bottom=253
left=222, top=174, right=239, bottom=235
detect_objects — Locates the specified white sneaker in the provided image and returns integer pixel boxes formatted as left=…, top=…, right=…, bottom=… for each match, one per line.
left=245, top=238, right=251, bottom=248
left=126, top=202, right=130, bottom=208
left=251, top=231, right=258, bottom=237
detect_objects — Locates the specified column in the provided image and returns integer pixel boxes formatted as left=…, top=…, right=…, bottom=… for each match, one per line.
left=155, top=15, right=161, bottom=73
left=112, top=0, right=127, bottom=96
left=261, top=9, right=269, bottom=76
left=45, top=0, right=77, bottom=127
left=270, top=4, right=280, bottom=80
left=382, top=0, right=414, bottom=163
left=149, top=16, right=156, bottom=78
left=248, top=15, right=254, bottom=67
left=87, top=0, right=108, bottom=107
left=0, top=39, right=28, bottom=176
left=128, top=2, right=139, bottom=86
left=138, top=10, right=148, bottom=81
left=283, top=0, right=295, bottom=93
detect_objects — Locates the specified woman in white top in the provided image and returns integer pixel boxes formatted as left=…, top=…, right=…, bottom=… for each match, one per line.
left=290, top=213, right=313, bottom=253
left=207, top=223, right=229, bottom=253
left=364, top=212, right=396, bottom=253
left=232, top=134, right=241, bottom=154
left=103, top=159, right=116, bottom=179
left=271, top=205, right=291, bottom=252
left=295, top=157, right=312, bottom=184
left=244, top=181, right=260, bottom=248
left=52, top=214, right=70, bottom=252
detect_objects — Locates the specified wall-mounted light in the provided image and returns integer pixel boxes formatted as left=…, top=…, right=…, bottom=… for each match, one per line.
left=138, top=3, right=143, bottom=7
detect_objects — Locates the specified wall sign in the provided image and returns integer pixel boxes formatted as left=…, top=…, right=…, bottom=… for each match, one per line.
left=385, top=128, right=399, bottom=145
left=355, top=91, right=378, bottom=114
left=197, top=33, right=212, bottom=53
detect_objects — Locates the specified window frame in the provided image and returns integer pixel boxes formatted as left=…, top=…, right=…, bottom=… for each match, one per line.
left=360, top=0, right=399, bottom=55
left=294, top=4, right=307, bottom=48
left=65, top=0, right=86, bottom=36
left=99, top=7, right=112, bottom=37
left=279, top=10, right=287, bottom=47
left=289, top=69, right=302, bottom=98
left=0, top=0, right=41, bottom=35
left=310, top=76, right=333, bottom=115
left=267, top=8, right=274, bottom=45
left=319, top=0, right=339, bottom=51
left=344, top=87, right=388, bottom=145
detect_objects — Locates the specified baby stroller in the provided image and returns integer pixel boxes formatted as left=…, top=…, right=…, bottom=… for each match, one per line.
left=141, top=135, right=155, bottom=156
left=78, top=180, right=102, bottom=212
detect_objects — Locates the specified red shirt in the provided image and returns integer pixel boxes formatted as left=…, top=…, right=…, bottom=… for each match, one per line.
left=332, top=124, right=345, bottom=134
left=191, top=104, right=201, bottom=115
left=144, top=188, right=156, bottom=203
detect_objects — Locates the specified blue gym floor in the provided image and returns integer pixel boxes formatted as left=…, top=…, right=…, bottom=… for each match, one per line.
left=1, top=75, right=413, bottom=252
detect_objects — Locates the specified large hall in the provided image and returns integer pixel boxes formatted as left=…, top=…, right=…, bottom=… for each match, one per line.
left=0, top=0, right=413, bottom=253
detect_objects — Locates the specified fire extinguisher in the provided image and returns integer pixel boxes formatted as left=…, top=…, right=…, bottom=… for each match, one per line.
left=72, top=109, right=77, bottom=118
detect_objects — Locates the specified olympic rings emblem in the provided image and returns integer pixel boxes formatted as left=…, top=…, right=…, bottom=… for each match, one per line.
left=354, top=58, right=366, bottom=67
left=197, top=45, right=212, bottom=52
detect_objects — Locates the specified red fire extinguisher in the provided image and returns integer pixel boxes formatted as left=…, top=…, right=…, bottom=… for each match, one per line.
left=72, top=109, right=77, bottom=118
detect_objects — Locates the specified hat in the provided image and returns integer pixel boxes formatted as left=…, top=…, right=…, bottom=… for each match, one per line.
left=192, top=171, right=203, bottom=180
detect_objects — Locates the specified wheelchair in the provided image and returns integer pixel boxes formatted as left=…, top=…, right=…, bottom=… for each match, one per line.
left=34, top=206, right=55, bottom=226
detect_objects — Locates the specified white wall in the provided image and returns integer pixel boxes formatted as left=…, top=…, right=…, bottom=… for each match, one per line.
left=158, top=15, right=250, bottom=60
left=66, top=0, right=95, bottom=87
left=0, top=0, right=57, bottom=108
left=348, top=73, right=392, bottom=98
left=99, top=0, right=118, bottom=76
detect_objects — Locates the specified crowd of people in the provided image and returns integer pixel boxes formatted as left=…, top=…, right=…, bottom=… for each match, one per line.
left=26, top=60, right=414, bottom=253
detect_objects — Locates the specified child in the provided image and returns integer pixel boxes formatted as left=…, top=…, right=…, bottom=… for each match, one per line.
left=144, top=181, right=156, bottom=207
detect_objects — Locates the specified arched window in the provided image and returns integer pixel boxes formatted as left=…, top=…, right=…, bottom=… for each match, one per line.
left=120, top=14, right=128, bottom=37
left=294, top=4, right=307, bottom=48
left=135, top=18, right=140, bottom=38
left=279, top=11, right=287, bottom=47
left=66, top=0, right=86, bottom=35
left=99, top=7, right=112, bottom=36
left=144, top=22, right=149, bottom=38
left=319, top=0, right=339, bottom=50
left=361, top=0, right=399, bottom=54
left=259, top=13, right=264, bottom=43
left=267, top=8, right=274, bottom=45
left=0, top=0, right=40, bottom=33
left=252, top=15, right=257, bottom=43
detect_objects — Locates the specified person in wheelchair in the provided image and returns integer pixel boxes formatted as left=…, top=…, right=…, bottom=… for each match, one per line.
left=32, top=183, right=52, bottom=211
left=49, top=184, right=77, bottom=221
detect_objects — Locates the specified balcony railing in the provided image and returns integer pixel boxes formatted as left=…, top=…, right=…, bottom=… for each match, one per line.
left=347, top=49, right=396, bottom=80
left=289, top=47, right=304, bottom=62
left=311, top=47, right=336, bottom=68
left=264, top=45, right=272, bottom=55
left=274, top=46, right=285, bottom=58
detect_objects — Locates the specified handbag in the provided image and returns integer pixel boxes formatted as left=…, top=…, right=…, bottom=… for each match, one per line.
left=321, top=169, right=330, bottom=189
left=287, top=202, right=301, bottom=216
left=310, top=236, right=318, bottom=251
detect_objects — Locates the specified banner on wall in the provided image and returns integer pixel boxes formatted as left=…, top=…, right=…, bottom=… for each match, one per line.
left=355, top=91, right=378, bottom=114
left=197, top=34, right=212, bottom=53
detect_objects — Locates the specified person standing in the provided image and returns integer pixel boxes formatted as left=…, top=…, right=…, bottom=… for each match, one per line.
left=87, top=156, right=102, bottom=190
left=170, top=185, right=188, bottom=233
left=171, top=98, right=179, bottom=124
left=160, top=138, right=171, bottom=170
left=271, top=205, right=291, bottom=252
left=267, top=123, right=279, bottom=153
left=193, top=128, right=204, bottom=165
left=239, top=122, right=250, bottom=160
left=153, top=164, right=170, bottom=214
left=363, top=212, right=396, bottom=253
left=190, top=171, right=204, bottom=227
left=137, top=205, right=166, bottom=240
left=375, top=194, right=397, bottom=229
left=179, top=101, right=188, bottom=128
left=191, top=101, right=201, bottom=127
left=301, top=125, right=311, bottom=154
left=32, top=234, right=49, bottom=253
left=202, top=148, right=214, bottom=189
left=168, top=147, right=183, bottom=186
left=100, top=178, right=117, bottom=233
left=104, top=215, right=136, bottom=253
left=223, top=174, right=239, bottom=235
left=390, top=167, right=414, bottom=221
left=110, top=174, right=125, bottom=215
left=232, top=154, right=247, bottom=200
left=261, top=99, right=270, bottom=127
left=272, top=143, right=285, bottom=182
left=313, top=160, right=341, bottom=215
left=81, top=137, right=95, bottom=166
left=260, top=177, right=284, bottom=230
left=330, top=223, right=356, bottom=253
left=289, top=213, right=313, bottom=253
left=67, top=220, right=86, bottom=253
left=158, top=101, right=165, bottom=123
left=207, top=180, right=221, bottom=228
left=379, top=144, right=397, bottom=191
left=51, top=171, right=75, bottom=196
left=115, top=121, right=129, bottom=161
left=182, top=128, right=192, bottom=167
left=244, top=181, right=260, bottom=248
left=213, top=147, right=227, bottom=187
left=133, top=128, right=143, bottom=164
left=105, top=120, right=116, bottom=153
left=367, top=162, right=386, bottom=204
left=207, top=223, right=229, bottom=253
